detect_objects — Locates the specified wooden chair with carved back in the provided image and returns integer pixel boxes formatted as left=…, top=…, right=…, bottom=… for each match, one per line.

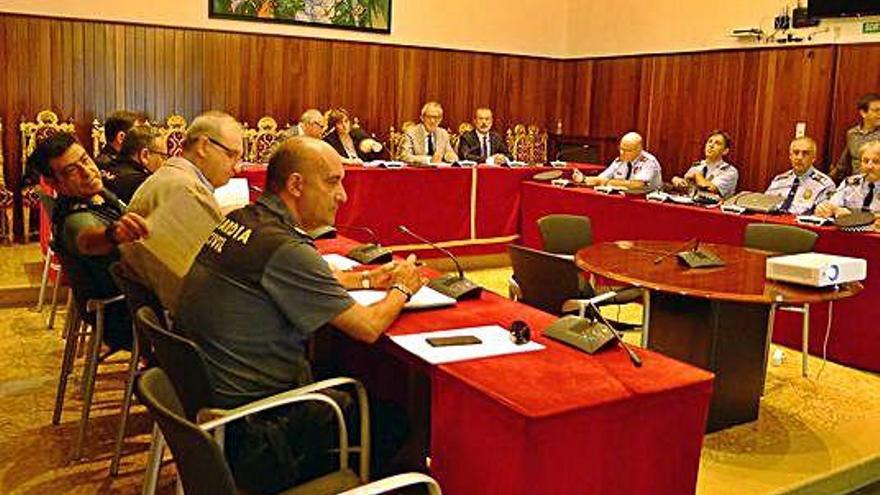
left=243, top=116, right=284, bottom=163
left=0, top=119, right=14, bottom=243
left=20, top=110, right=75, bottom=242
left=156, top=114, right=188, bottom=158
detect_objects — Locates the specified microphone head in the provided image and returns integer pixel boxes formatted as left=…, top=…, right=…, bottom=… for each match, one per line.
left=397, top=225, right=409, bottom=233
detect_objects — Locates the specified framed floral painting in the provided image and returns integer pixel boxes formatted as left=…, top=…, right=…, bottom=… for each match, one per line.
left=210, top=0, right=392, bottom=34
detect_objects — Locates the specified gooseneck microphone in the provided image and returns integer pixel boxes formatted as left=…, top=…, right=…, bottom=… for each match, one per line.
left=397, top=225, right=482, bottom=300
left=337, top=224, right=392, bottom=264
left=653, top=238, right=698, bottom=264
left=585, top=294, right=643, bottom=367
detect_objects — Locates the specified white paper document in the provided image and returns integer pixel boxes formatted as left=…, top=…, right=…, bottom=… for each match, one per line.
left=390, top=325, right=545, bottom=365
left=349, top=286, right=456, bottom=310
left=214, top=178, right=250, bottom=213
left=322, top=254, right=361, bottom=271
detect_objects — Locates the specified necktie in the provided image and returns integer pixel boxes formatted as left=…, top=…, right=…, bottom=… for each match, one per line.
left=701, top=165, right=708, bottom=177
left=862, top=182, right=875, bottom=212
left=779, top=176, right=800, bottom=212
left=427, top=133, right=435, bottom=156
left=624, top=162, right=633, bottom=180
left=482, top=135, right=489, bottom=160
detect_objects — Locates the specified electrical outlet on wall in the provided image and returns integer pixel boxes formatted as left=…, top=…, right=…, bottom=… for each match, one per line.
left=795, top=122, right=807, bottom=138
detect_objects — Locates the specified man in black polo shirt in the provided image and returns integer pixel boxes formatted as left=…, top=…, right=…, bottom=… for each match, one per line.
left=28, top=132, right=149, bottom=350
left=103, top=125, right=168, bottom=203
left=177, top=137, right=425, bottom=493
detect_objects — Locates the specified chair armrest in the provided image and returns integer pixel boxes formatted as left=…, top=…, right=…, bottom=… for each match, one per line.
left=85, top=294, right=125, bottom=312
left=508, top=275, right=522, bottom=301
left=200, top=392, right=351, bottom=472
left=338, top=472, right=442, bottom=495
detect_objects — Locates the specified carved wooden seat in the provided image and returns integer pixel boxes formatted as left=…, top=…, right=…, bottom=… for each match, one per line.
left=506, top=124, right=548, bottom=164
left=388, top=121, right=415, bottom=161
left=451, top=123, right=473, bottom=153
left=0, top=119, right=13, bottom=243
left=243, top=116, right=283, bottom=163
left=20, top=110, right=75, bottom=242
left=91, top=119, right=107, bottom=157
left=156, top=114, right=188, bottom=157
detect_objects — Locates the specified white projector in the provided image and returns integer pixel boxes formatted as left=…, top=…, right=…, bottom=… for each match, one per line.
left=766, top=252, right=866, bottom=287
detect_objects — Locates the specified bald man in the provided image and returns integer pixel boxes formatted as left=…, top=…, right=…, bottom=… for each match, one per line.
left=176, top=137, right=425, bottom=492
left=575, top=132, right=663, bottom=190
left=121, top=110, right=243, bottom=314
left=764, top=136, right=835, bottom=215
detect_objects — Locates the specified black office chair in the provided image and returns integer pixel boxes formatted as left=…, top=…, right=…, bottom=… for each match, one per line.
left=743, top=223, right=818, bottom=255
left=107, top=262, right=166, bottom=477
left=743, top=223, right=819, bottom=378
left=537, top=214, right=593, bottom=255
left=135, top=307, right=381, bottom=494
left=508, top=244, right=640, bottom=317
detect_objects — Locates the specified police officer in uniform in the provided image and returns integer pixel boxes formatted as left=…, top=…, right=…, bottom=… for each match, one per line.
left=574, top=131, right=662, bottom=191
left=176, top=137, right=425, bottom=494
left=671, top=130, right=739, bottom=198
left=765, top=136, right=835, bottom=215
left=27, top=132, right=149, bottom=351
left=817, top=140, right=880, bottom=221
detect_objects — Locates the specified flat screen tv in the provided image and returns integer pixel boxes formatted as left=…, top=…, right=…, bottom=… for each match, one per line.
left=808, top=1, right=880, bottom=17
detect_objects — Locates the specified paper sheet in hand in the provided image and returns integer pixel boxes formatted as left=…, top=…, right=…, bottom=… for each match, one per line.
left=349, top=286, right=456, bottom=310
left=390, top=325, right=545, bottom=364
left=139, top=193, right=220, bottom=277
left=214, top=178, right=250, bottom=213
left=322, top=254, right=361, bottom=271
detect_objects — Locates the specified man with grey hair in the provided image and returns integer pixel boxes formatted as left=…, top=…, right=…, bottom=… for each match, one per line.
left=400, top=101, right=458, bottom=164
left=575, top=131, right=662, bottom=190
left=121, top=110, right=244, bottom=314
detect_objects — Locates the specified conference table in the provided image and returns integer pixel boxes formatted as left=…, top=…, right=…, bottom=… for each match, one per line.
left=576, top=240, right=860, bottom=432
left=316, top=235, right=714, bottom=495
left=237, top=163, right=602, bottom=256
left=520, top=182, right=880, bottom=373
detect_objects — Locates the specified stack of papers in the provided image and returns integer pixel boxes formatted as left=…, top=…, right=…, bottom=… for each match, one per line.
left=322, top=254, right=361, bottom=271
left=390, top=325, right=545, bottom=364
left=349, top=286, right=456, bottom=310
left=214, top=178, right=250, bottom=213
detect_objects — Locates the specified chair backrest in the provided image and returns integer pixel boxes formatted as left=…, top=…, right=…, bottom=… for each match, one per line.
left=135, top=368, right=238, bottom=495
left=20, top=110, right=76, bottom=176
left=110, top=262, right=165, bottom=358
left=156, top=114, right=188, bottom=157
left=243, top=116, right=283, bottom=163
left=135, top=306, right=216, bottom=421
left=0, top=119, right=11, bottom=211
left=743, top=223, right=818, bottom=255
left=508, top=244, right=587, bottom=315
left=537, top=214, right=593, bottom=255
left=388, top=124, right=409, bottom=161
left=91, top=119, right=106, bottom=156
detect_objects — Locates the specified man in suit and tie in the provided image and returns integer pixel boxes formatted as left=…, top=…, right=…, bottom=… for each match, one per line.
left=400, top=101, right=458, bottom=165
left=457, top=107, right=510, bottom=165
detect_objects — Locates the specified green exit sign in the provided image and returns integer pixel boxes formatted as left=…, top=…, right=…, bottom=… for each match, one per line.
left=864, top=21, right=880, bottom=34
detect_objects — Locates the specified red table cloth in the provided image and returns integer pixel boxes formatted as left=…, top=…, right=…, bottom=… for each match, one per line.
left=237, top=163, right=603, bottom=256
left=317, top=236, right=714, bottom=495
left=520, top=182, right=880, bottom=372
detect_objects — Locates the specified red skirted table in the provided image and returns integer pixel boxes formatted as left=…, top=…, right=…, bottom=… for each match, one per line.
left=520, top=182, right=880, bottom=372
left=316, top=236, right=714, bottom=495
left=237, top=163, right=603, bottom=257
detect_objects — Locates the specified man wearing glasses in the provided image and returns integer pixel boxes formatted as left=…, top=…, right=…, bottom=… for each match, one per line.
left=103, top=125, right=168, bottom=203
left=27, top=132, right=149, bottom=351
left=122, top=110, right=244, bottom=315
left=400, top=101, right=459, bottom=165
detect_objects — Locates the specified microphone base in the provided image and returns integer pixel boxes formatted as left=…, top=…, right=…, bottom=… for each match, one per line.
left=428, top=274, right=483, bottom=300
left=544, top=315, right=616, bottom=354
left=347, top=244, right=393, bottom=265
left=308, top=225, right=337, bottom=240
left=676, top=249, right=725, bottom=268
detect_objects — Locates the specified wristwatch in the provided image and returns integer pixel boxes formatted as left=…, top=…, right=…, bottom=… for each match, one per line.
left=390, top=283, right=413, bottom=301
left=361, top=271, right=371, bottom=289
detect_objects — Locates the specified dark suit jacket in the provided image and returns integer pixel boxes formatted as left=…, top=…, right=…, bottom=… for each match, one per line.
left=457, top=129, right=510, bottom=163
left=323, top=128, right=380, bottom=162
left=103, top=156, right=150, bottom=204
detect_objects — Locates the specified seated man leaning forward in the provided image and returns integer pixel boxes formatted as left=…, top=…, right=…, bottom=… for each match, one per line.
left=671, top=130, right=739, bottom=198
left=574, top=131, right=662, bottom=191
left=121, top=111, right=243, bottom=315
left=816, top=140, right=880, bottom=225
left=765, top=136, right=836, bottom=216
left=176, top=137, right=426, bottom=493
left=29, top=132, right=148, bottom=351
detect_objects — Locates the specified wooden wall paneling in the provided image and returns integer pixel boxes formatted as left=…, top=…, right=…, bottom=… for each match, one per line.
left=589, top=57, right=642, bottom=139
left=828, top=44, right=880, bottom=166
left=558, top=59, right=593, bottom=136
left=82, top=21, right=96, bottom=125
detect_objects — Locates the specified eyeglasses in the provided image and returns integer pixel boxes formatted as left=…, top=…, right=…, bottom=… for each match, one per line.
left=423, top=113, right=443, bottom=121
left=147, top=148, right=170, bottom=159
left=205, top=136, right=241, bottom=159
left=509, top=320, right=532, bottom=345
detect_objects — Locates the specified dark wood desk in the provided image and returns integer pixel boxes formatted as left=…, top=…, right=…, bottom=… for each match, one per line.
left=576, top=240, right=861, bottom=431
